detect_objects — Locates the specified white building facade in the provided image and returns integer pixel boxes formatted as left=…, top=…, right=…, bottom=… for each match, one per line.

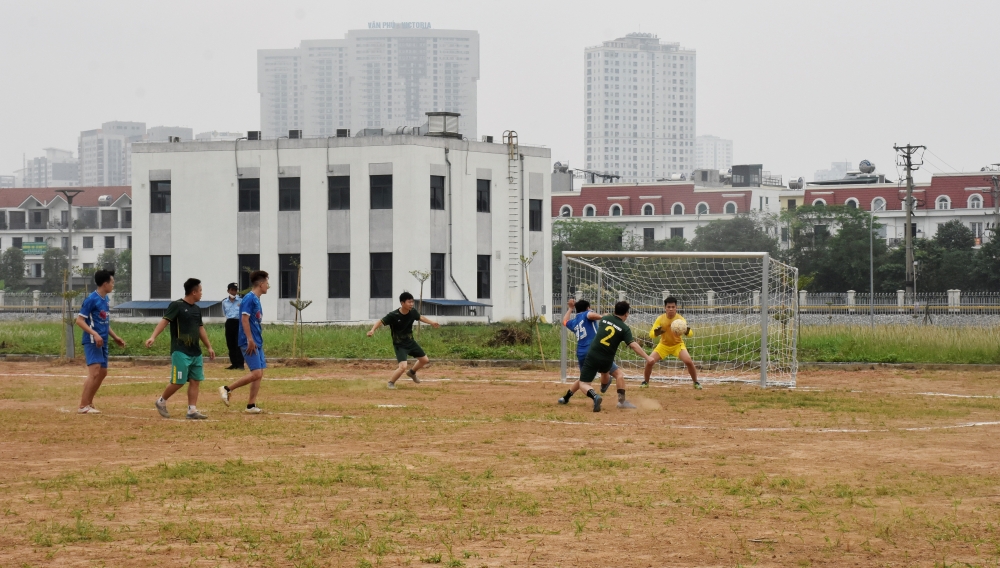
left=585, top=33, right=696, bottom=183
left=130, top=133, right=549, bottom=323
left=79, top=121, right=146, bottom=187
left=258, top=28, right=479, bottom=140
left=695, top=135, right=732, bottom=171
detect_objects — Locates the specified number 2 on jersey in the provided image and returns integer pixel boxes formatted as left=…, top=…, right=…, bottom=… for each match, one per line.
left=599, top=325, right=616, bottom=346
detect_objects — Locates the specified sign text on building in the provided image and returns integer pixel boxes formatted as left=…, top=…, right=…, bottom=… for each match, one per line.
left=368, top=21, right=432, bottom=29
left=22, top=242, right=47, bottom=255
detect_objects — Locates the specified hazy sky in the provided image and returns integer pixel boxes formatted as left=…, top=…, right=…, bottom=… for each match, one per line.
left=2, top=0, right=997, bottom=183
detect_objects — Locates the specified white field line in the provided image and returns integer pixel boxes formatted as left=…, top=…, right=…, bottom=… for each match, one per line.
left=56, top=407, right=219, bottom=422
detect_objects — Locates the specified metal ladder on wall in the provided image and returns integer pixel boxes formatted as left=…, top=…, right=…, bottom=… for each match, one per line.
left=503, top=130, right=520, bottom=288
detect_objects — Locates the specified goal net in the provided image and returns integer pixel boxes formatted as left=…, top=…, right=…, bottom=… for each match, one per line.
left=560, top=252, right=798, bottom=387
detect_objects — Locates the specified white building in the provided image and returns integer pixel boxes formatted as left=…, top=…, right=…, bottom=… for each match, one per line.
left=813, top=161, right=852, bottom=182
left=147, top=126, right=193, bottom=142
left=130, top=123, right=550, bottom=323
left=258, top=28, right=479, bottom=140
left=79, top=121, right=146, bottom=187
left=695, top=135, right=732, bottom=172
left=196, top=131, right=244, bottom=142
left=15, top=148, right=79, bottom=188
left=585, top=33, right=696, bottom=183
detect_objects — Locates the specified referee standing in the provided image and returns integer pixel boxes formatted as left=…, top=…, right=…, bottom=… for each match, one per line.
left=222, top=283, right=244, bottom=370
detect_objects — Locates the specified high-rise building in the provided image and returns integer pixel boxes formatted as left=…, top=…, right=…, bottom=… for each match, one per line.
left=0, top=176, right=15, bottom=189
left=695, top=135, right=733, bottom=171
left=15, top=148, right=79, bottom=188
left=78, top=121, right=145, bottom=186
left=258, top=27, right=479, bottom=139
left=584, top=33, right=696, bottom=183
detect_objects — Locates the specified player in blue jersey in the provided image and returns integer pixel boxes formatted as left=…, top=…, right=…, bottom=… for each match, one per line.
left=220, top=270, right=269, bottom=413
left=76, top=269, right=126, bottom=414
left=562, top=298, right=615, bottom=394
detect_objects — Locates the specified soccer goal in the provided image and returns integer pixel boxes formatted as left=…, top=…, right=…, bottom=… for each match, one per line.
left=560, top=252, right=798, bottom=388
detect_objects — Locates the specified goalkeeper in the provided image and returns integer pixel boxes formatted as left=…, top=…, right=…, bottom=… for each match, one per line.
left=643, top=296, right=701, bottom=389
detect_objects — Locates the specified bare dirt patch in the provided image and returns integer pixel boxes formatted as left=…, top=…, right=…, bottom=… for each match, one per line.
left=2, top=361, right=1000, bottom=566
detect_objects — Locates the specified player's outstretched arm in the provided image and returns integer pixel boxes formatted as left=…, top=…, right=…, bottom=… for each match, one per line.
left=367, top=320, right=384, bottom=337
left=419, top=315, right=440, bottom=329
left=586, top=311, right=602, bottom=321
left=198, top=326, right=215, bottom=360
left=144, top=319, right=169, bottom=348
left=562, top=298, right=575, bottom=326
left=628, top=341, right=654, bottom=364
left=108, top=327, right=126, bottom=348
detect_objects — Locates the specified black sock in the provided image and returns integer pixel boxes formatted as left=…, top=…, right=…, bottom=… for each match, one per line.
left=617, top=389, right=625, bottom=395
left=224, top=385, right=231, bottom=392
left=246, top=403, right=256, bottom=409
left=563, top=390, right=573, bottom=400
left=586, top=389, right=597, bottom=399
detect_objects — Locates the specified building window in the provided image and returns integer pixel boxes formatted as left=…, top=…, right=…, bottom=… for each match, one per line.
left=672, top=203, right=683, bottom=215
left=370, top=175, right=393, bottom=209
left=529, top=199, right=543, bottom=231
left=328, top=176, right=350, bottom=210
left=430, top=175, right=445, bottom=210
left=787, top=199, right=797, bottom=211
left=872, top=197, right=886, bottom=211
left=781, top=227, right=789, bottom=242
left=278, top=178, right=301, bottom=211
left=845, top=198, right=859, bottom=209
left=969, top=195, right=983, bottom=209
left=151, top=181, right=171, bottom=213
left=697, top=202, right=709, bottom=215
left=123, top=209, right=132, bottom=228
left=643, top=204, right=654, bottom=215
left=127, top=236, right=132, bottom=249
left=559, top=205, right=572, bottom=217
left=670, top=227, right=684, bottom=239
left=477, top=254, right=490, bottom=299
left=150, top=255, right=171, bottom=299
left=812, top=199, right=826, bottom=207
left=238, top=254, right=260, bottom=291
left=33, top=264, right=42, bottom=278
left=643, top=227, right=654, bottom=249
left=936, top=196, right=951, bottom=210
left=584, top=205, right=596, bottom=216
left=83, top=237, right=94, bottom=249
left=476, top=179, right=490, bottom=212
left=61, top=237, right=68, bottom=249
left=239, top=178, right=261, bottom=212
left=104, top=236, right=115, bottom=249
left=724, top=202, right=737, bottom=214
left=328, top=253, right=350, bottom=298
left=370, top=253, right=392, bottom=298
left=279, top=253, right=300, bottom=298
left=12, top=237, right=22, bottom=248
left=610, top=204, right=622, bottom=216
left=430, top=253, right=445, bottom=298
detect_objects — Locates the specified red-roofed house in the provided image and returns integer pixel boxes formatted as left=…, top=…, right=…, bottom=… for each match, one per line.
left=0, top=186, right=132, bottom=282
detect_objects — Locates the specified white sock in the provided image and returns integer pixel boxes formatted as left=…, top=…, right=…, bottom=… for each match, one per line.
left=188, top=405, right=196, bottom=412
left=158, top=397, right=166, bottom=404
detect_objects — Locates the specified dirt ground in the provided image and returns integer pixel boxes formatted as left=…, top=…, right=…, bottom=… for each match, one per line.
left=2, top=360, right=1000, bottom=567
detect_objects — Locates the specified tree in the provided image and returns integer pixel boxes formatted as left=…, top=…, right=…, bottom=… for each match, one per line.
left=552, top=219, right=627, bottom=290
left=785, top=205, right=889, bottom=292
left=645, top=236, right=689, bottom=252
left=934, top=220, right=976, bottom=251
left=973, top=229, right=1000, bottom=292
left=0, top=248, right=27, bottom=291
left=690, top=212, right=778, bottom=255
left=42, top=248, right=69, bottom=293
left=96, top=248, right=131, bottom=294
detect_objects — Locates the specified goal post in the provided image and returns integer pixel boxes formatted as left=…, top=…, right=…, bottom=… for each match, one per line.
left=560, top=251, right=798, bottom=388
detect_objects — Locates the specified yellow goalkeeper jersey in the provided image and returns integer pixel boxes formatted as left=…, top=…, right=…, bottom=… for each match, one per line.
left=650, top=313, right=693, bottom=347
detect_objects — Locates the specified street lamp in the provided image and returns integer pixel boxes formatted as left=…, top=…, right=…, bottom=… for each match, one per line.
left=869, top=201, right=885, bottom=329
left=56, top=189, right=83, bottom=358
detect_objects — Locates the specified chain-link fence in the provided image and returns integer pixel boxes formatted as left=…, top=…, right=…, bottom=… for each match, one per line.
left=0, top=292, right=132, bottom=314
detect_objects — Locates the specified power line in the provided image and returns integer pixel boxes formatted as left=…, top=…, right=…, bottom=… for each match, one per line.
left=925, top=149, right=959, bottom=173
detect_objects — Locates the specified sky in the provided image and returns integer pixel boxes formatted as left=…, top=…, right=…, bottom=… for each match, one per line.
left=1, top=0, right=997, bottom=183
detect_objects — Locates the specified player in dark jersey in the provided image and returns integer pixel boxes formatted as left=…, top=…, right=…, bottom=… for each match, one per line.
left=368, top=291, right=440, bottom=388
left=562, top=298, right=614, bottom=393
left=558, top=301, right=653, bottom=412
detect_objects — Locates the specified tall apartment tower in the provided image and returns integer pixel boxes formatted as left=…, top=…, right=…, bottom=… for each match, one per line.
left=695, top=135, right=733, bottom=171
left=16, top=148, right=79, bottom=188
left=258, top=27, right=479, bottom=139
left=78, top=121, right=146, bottom=186
left=584, top=33, right=696, bottom=183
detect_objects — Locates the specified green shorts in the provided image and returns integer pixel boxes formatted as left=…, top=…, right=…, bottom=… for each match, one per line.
left=579, top=356, right=615, bottom=383
left=170, top=352, right=205, bottom=385
left=393, top=340, right=426, bottom=362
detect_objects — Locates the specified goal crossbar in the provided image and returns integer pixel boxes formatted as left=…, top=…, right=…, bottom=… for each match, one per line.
left=560, top=251, right=798, bottom=388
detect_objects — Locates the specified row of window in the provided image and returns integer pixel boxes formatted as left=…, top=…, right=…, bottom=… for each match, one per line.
left=560, top=201, right=723, bottom=217
left=808, top=194, right=986, bottom=211
left=1, top=235, right=130, bottom=250
left=152, top=177, right=498, bottom=214
left=150, top=253, right=493, bottom=301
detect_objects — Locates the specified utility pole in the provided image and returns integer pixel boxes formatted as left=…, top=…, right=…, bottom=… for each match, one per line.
left=894, top=144, right=925, bottom=297
left=983, top=164, right=1000, bottom=238
left=56, top=189, right=84, bottom=358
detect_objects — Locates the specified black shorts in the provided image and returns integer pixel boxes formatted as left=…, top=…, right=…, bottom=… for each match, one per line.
left=579, top=357, right=615, bottom=383
left=393, top=340, right=426, bottom=362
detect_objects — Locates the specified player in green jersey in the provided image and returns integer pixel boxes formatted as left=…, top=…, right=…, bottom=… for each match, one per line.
left=558, top=301, right=653, bottom=412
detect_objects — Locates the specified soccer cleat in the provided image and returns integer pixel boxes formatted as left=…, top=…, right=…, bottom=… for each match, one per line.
left=592, top=394, right=603, bottom=413
left=558, top=397, right=569, bottom=405
left=600, top=381, right=611, bottom=394
left=617, top=400, right=637, bottom=409
left=693, top=381, right=702, bottom=390
left=639, top=381, right=650, bottom=389
left=155, top=399, right=170, bottom=418
left=387, top=381, right=396, bottom=390
left=245, top=406, right=263, bottom=414
left=219, top=386, right=230, bottom=406
left=406, top=369, right=420, bottom=384
left=186, top=410, right=208, bottom=420
left=77, top=405, right=101, bottom=414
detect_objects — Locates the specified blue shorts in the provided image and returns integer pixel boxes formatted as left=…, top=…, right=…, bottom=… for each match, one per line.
left=84, top=343, right=109, bottom=368
left=242, top=346, right=267, bottom=371
left=578, top=353, right=617, bottom=375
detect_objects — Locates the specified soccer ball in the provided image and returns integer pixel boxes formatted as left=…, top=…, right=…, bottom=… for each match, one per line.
left=670, top=319, right=687, bottom=337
